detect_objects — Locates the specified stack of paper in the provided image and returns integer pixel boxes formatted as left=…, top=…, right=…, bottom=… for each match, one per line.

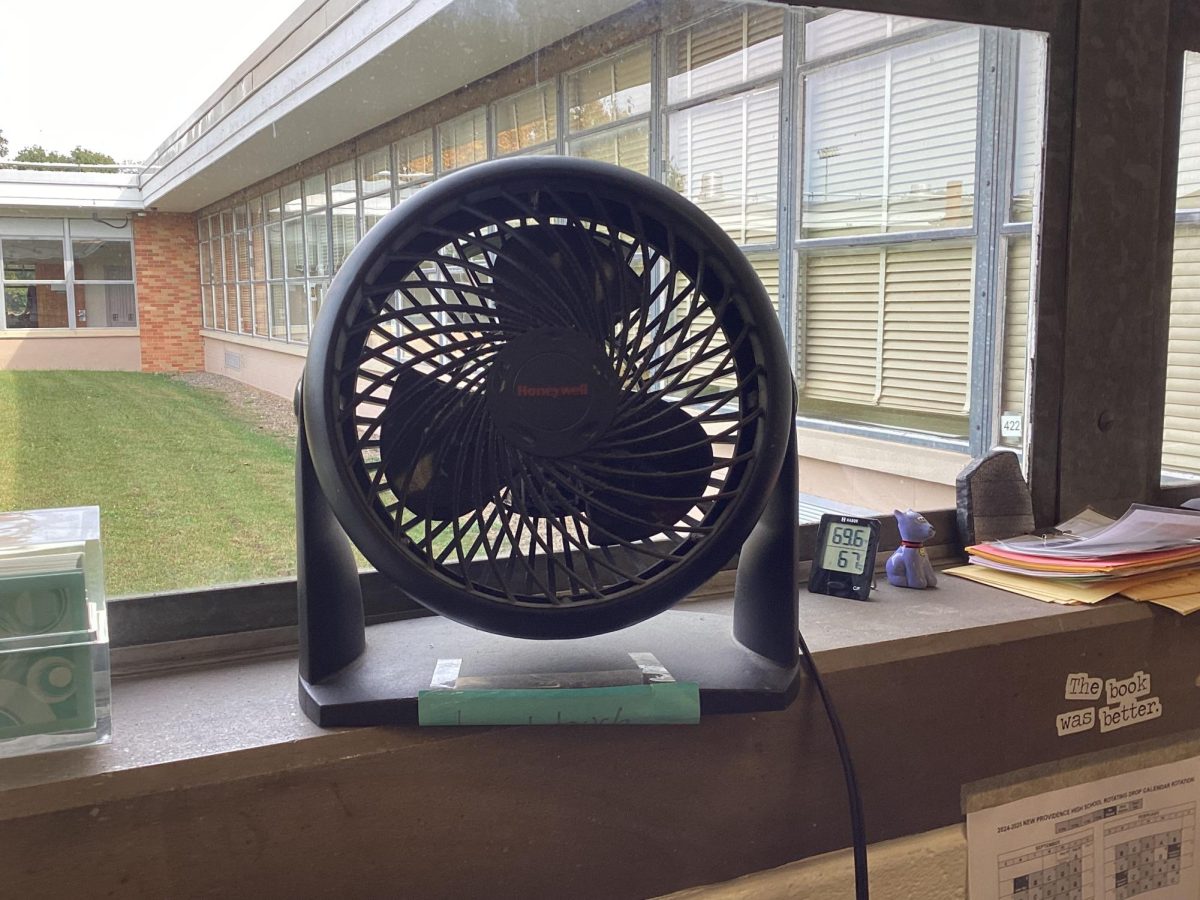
left=946, top=504, right=1200, bottom=613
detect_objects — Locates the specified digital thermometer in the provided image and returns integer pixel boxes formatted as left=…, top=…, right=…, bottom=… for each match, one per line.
left=807, top=514, right=881, bottom=601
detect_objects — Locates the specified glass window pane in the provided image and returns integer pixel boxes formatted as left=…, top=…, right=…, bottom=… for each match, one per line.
left=267, top=223, right=284, bottom=279
left=253, top=284, right=269, bottom=338
left=233, top=204, right=248, bottom=231
left=237, top=284, right=253, bottom=333
left=331, top=203, right=358, bottom=270
left=804, top=11, right=931, bottom=61
left=74, top=282, right=136, bottom=328
left=329, top=161, right=356, bottom=204
left=309, top=279, right=329, bottom=333
left=269, top=283, right=288, bottom=339
left=666, top=6, right=784, bottom=103
left=284, top=218, right=305, bottom=279
left=305, top=211, right=330, bottom=278
left=359, top=147, right=392, bottom=195
left=4, top=284, right=68, bottom=328
left=395, top=130, right=435, bottom=184
left=495, top=83, right=558, bottom=155
left=568, top=44, right=651, bottom=132
left=213, top=285, right=226, bottom=331
left=251, top=227, right=266, bottom=281
left=71, top=240, right=133, bottom=281
left=199, top=242, right=210, bottom=284
left=362, top=194, right=392, bottom=236
left=438, top=109, right=487, bottom=172
left=201, top=285, right=213, bottom=328
left=999, top=235, right=1033, bottom=448
left=288, top=283, right=309, bottom=342
left=248, top=196, right=265, bottom=227
left=666, top=85, right=779, bottom=244
left=236, top=233, right=250, bottom=282
left=304, top=173, right=327, bottom=210
left=1011, top=32, right=1048, bottom=222
left=796, top=243, right=972, bottom=437
left=220, top=210, right=234, bottom=234
left=282, top=182, right=303, bottom=216
left=222, top=235, right=236, bottom=283
left=265, top=190, right=282, bottom=223
left=3, top=239, right=66, bottom=280
left=569, top=120, right=650, bottom=175
left=801, top=30, right=979, bottom=238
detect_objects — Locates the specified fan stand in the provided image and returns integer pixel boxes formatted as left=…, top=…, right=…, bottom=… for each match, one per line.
left=296, top=407, right=802, bottom=727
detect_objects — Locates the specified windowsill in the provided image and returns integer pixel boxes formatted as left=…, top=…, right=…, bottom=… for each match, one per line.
left=796, top=425, right=971, bottom=484
left=3, top=577, right=1195, bottom=897
left=0, top=327, right=140, bottom=338
left=200, top=329, right=309, bottom=357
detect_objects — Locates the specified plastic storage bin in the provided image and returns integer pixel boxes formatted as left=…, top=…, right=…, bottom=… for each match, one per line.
left=0, top=507, right=111, bottom=757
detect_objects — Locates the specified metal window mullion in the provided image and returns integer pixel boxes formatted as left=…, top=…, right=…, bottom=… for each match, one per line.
left=881, top=51, right=894, bottom=234
left=873, top=247, right=886, bottom=403
left=650, top=33, right=663, bottom=183
left=968, top=28, right=1011, bottom=457
left=794, top=226, right=976, bottom=251
left=663, top=71, right=784, bottom=114
left=63, top=219, right=77, bottom=330
left=784, top=8, right=805, bottom=372
left=796, top=22, right=961, bottom=77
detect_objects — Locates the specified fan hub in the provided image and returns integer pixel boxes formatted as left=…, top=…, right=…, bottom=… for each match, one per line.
left=486, top=328, right=619, bottom=458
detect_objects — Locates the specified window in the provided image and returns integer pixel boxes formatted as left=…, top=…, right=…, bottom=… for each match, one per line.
left=1, top=218, right=137, bottom=330
left=494, top=82, right=558, bottom=155
left=438, top=109, right=487, bottom=172
left=1163, top=51, right=1200, bottom=482
left=566, top=44, right=652, bottom=175
left=188, top=1, right=1047, bottom=496
left=793, top=14, right=1045, bottom=450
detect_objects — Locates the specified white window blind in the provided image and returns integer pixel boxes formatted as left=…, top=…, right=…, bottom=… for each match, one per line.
left=569, top=121, right=650, bottom=175
left=567, top=45, right=651, bottom=132
left=801, top=31, right=979, bottom=237
left=667, top=85, right=780, bottom=244
left=1164, top=53, right=1200, bottom=475
left=1001, top=236, right=1032, bottom=423
left=799, top=242, right=973, bottom=415
left=438, top=112, right=486, bottom=172
left=666, top=6, right=783, bottom=103
left=495, top=83, right=557, bottom=154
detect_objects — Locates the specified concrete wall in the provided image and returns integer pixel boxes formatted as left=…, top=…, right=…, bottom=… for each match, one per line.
left=0, top=332, right=140, bottom=370
left=202, top=332, right=306, bottom=399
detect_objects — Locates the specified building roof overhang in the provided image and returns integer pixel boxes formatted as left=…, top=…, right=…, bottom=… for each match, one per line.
left=138, top=0, right=640, bottom=213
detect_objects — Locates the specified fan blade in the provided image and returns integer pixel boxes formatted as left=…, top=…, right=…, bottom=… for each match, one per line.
left=490, top=224, right=640, bottom=340
left=584, top=399, right=715, bottom=545
left=378, top=367, right=498, bottom=520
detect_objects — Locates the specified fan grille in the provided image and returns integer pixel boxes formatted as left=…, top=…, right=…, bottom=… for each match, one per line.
left=306, top=159, right=790, bottom=635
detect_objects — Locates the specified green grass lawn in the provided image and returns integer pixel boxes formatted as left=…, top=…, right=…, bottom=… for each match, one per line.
left=0, top=371, right=297, bottom=597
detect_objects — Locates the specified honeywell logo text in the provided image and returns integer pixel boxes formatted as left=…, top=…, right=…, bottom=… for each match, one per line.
left=516, top=383, right=589, bottom=398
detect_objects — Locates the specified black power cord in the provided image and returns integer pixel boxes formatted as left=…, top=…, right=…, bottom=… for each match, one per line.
left=797, top=627, right=869, bottom=900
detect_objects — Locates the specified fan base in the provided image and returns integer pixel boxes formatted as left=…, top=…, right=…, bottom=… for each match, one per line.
left=299, top=608, right=801, bottom=727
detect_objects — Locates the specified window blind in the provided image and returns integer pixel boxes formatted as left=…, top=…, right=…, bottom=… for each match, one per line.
left=567, top=45, right=651, bottom=132
left=395, top=131, right=434, bottom=184
left=495, top=83, right=557, bottom=154
left=1164, top=224, right=1200, bottom=474
left=1178, top=54, right=1200, bottom=211
left=798, top=242, right=972, bottom=414
left=1001, top=235, right=1032, bottom=421
left=666, top=85, right=780, bottom=244
left=1012, top=32, right=1048, bottom=222
left=569, top=121, right=650, bottom=175
left=438, top=112, right=486, bottom=172
left=666, top=6, right=783, bottom=103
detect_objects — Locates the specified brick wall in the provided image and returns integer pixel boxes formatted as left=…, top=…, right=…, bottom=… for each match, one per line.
left=133, top=213, right=203, bottom=372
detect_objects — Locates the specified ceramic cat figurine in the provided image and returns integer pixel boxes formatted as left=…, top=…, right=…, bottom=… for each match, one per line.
left=885, top=509, right=938, bottom=589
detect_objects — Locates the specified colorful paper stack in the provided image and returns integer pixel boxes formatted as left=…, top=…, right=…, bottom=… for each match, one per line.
left=946, top=504, right=1200, bottom=613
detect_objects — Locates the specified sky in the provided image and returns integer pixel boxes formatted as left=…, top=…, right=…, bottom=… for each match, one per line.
left=1, top=0, right=302, bottom=164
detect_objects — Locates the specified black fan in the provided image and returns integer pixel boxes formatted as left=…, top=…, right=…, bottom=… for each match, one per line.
left=297, top=156, right=801, bottom=725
